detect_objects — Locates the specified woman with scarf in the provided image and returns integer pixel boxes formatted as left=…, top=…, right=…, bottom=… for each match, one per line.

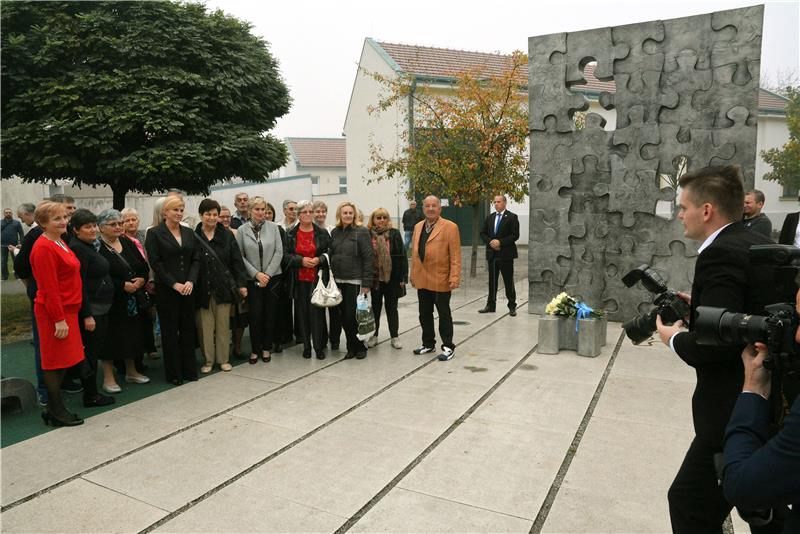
left=366, top=208, right=407, bottom=349
left=235, top=197, right=283, bottom=364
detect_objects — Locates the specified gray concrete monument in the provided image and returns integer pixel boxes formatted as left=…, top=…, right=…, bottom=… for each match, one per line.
left=528, top=6, right=763, bottom=321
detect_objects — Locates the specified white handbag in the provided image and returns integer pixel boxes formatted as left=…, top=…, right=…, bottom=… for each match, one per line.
left=311, top=253, right=342, bottom=308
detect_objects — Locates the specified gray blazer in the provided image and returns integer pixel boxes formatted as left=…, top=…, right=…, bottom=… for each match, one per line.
left=235, top=220, right=283, bottom=279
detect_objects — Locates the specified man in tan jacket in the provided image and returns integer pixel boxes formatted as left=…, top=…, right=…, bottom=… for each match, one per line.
left=409, top=196, right=462, bottom=361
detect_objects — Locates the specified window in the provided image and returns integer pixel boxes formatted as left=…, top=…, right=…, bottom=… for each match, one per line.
left=782, top=182, right=799, bottom=198
left=311, top=176, right=319, bottom=196
left=339, top=176, right=347, bottom=194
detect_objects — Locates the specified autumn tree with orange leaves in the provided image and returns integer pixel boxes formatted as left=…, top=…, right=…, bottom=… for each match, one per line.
left=367, top=51, right=529, bottom=277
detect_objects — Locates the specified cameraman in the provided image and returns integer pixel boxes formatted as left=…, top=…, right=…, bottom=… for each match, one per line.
left=655, top=165, right=779, bottom=533
left=721, top=289, right=800, bottom=532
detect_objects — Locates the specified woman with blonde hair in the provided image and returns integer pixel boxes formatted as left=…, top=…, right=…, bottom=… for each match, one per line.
left=236, top=196, right=283, bottom=364
left=366, top=208, right=407, bottom=349
left=30, top=201, right=86, bottom=425
left=145, top=196, right=201, bottom=385
left=328, top=202, right=374, bottom=359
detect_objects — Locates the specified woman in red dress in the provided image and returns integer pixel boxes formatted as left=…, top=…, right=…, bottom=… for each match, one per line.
left=30, top=201, right=86, bottom=426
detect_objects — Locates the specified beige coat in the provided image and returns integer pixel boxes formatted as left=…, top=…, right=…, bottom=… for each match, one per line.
left=410, top=217, right=462, bottom=292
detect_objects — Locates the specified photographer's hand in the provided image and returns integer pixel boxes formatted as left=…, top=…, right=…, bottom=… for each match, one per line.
left=655, top=315, right=684, bottom=347
left=677, top=291, right=691, bottom=321
left=741, top=343, right=771, bottom=399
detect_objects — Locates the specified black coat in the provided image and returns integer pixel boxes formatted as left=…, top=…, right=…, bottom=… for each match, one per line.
left=672, top=222, right=777, bottom=447
left=285, top=223, right=332, bottom=295
left=99, top=236, right=150, bottom=318
left=69, top=238, right=114, bottom=319
left=144, top=223, right=200, bottom=290
left=779, top=211, right=799, bottom=245
left=329, top=225, right=374, bottom=287
left=370, top=228, right=408, bottom=288
left=479, top=210, right=519, bottom=260
left=194, top=223, right=249, bottom=308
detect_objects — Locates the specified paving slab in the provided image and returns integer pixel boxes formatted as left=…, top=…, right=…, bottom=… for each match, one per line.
left=153, top=480, right=346, bottom=533
left=1, top=411, right=177, bottom=506
left=350, top=487, right=533, bottom=533
left=1, top=478, right=167, bottom=533
left=398, top=417, right=572, bottom=521
left=237, top=416, right=437, bottom=520
left=83, top=414, right=301, bottom=512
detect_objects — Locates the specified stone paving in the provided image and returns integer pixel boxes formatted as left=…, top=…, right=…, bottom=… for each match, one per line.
left=0, top=273, right=750, bottom=533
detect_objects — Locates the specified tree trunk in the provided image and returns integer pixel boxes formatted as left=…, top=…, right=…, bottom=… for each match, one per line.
left=111, top=183, right=129, bottom=211
left=469, top=203, right=481, bottom=278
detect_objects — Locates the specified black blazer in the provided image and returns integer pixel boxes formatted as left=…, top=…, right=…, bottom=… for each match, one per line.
left=99, top=236, right=150, bottom=318
left=479, top=210, right=519, bottom=260
left=779, top=211, right=799, bottom=245
left=194, top=223, right=249, bottom=308
left=70, top=237, right=114, bottom=318
left=672, top=222, right=777, bottom=446
left=285, top=223, right=331, bottom=295
left=723, top=394, right=800, bottom=531
left=144, top=222, right=200, bottom=290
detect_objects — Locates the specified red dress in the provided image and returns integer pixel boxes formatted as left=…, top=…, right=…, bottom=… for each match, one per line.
left=30, top=237, right=85, bottom=370
left=295, top=229, right=317, bottom=282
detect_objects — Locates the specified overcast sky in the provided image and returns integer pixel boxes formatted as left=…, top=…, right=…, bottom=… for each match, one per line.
left=202, top=0, right=799, bottom=139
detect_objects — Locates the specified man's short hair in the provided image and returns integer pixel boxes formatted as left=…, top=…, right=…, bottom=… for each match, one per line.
left=678, top=165, right=744, bottom=222
left=746, top=189, right=765, bottom=204
left=282, top=199, right=296, bottom=210
left=49, top=193, right=75, bottom=204
left=235, top=192, right=249, bottom=200
left=494, top=194, right=507, bottom=202
left=17, top=202, right=35, bottom=215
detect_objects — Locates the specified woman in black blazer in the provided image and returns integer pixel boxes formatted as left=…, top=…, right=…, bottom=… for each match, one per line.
left=366, top=208, right=407, bottom=349
left=145, top=197, right=201, bottom=385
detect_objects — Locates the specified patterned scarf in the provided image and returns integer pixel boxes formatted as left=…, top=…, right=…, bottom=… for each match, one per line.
left=371, top=226, right=392, bottom=285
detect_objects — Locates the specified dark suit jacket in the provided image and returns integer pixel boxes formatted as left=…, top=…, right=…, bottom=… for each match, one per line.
left=672, top=222, right=777, bottom=446
left=723, top=394, right=800, bottom=531
left=779, top=211, right=799, bottom=245
left=479, top=210, right=519, bottom=260
left=144, top=222, right=200, bottom=290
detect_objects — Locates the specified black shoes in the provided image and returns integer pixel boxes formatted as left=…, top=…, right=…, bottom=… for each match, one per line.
left=61, top=380, right=83, bottom=394
left=344, top=352, right=355, bottom=359
left=316, top=351, right=326, bottom=360
left=355, top=351, right=367, bottom=360
left=273, top=344, right=283, bottom=353
left=302, top=349, right=312, bottom=359
left=478, top=305, right=496, bottom=314
left=41, top=411, right=84, bottom=427
left=509, top=308, right=517, bottom=316
left=83, top=394, right=115, bottom=408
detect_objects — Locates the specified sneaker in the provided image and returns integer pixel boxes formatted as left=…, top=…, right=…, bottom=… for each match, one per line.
left=61, top=380, right=83, bottom=394
left=200, top=365, right=212, bottom=374
left=391, top=337, right=403, bottom=349
left=37, top=394, right=48, bottom=407
left=413, top=346, right=435, bottom=355
left=220, top=363, right=233, bottom=372
left=367, top=335, right=378, bottom=348
left=437, top=347, right=455, bottom=361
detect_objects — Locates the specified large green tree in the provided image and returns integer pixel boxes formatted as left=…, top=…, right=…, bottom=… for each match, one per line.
left=761, top=87, right=799, bottom=195
left=1, top=1, right=291, bottom=208
left=367, top=51, right=529, bottom=277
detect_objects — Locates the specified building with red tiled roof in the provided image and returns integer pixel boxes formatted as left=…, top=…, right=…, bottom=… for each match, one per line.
left=278, top=137, right=348, bottom=198
left=343, top=38, right=794, bottom=238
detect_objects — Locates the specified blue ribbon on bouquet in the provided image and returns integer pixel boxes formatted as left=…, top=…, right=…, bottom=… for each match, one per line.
left=575, top=302, right=594, bottom=332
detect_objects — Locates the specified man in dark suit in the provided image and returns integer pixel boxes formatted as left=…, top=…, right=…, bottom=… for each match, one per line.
left=655, top=165, right=780, bottom=534
left=722, top=287, right=800, bottom=532
left=778, top=210, right=799, bottom=246
left=478, top=195, right=519, bottom=316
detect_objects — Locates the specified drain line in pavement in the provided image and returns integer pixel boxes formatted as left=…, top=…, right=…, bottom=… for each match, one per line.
left=529, top=330, right=626, bottom=534
left=137, top=297, right=527, bottom=533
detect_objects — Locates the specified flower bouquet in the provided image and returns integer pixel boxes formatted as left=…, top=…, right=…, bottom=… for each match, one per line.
left=545, top=292, right=604, bottom=320
left=540, top=292, right=606, bottom=355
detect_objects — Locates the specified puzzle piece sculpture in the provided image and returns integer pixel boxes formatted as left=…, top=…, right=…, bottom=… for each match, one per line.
left=528, top=6, right=762, bottom=321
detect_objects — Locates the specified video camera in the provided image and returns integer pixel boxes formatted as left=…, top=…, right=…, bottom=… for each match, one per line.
left=620, top=265, right=690, bottom=345
left=694, top=244, right=800, bottom=377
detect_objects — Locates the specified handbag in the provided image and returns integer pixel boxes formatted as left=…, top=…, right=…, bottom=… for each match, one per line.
left=311, top=253, right=342, bottom=308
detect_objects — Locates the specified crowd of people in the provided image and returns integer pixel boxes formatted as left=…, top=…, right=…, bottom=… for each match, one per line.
left=7, top=191, right=479, bottom=428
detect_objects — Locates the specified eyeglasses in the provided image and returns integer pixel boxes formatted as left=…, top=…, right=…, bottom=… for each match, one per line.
left=286, top=208, right=296, bottom=212
left=374, top=216, right=388, bottom=220
left=104, top=221, right=123, bottom=227
left=299, top=210, right=313, bottom=215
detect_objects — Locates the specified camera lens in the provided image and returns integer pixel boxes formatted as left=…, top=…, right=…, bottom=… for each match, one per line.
left=622, top=309, right=658, bottom=345
left=695, top=306, right=769, bottom=345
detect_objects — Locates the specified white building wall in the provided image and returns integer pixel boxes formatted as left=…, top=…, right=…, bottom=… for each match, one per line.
left=755, top=115, right=798, bottom=230
left=344, top=40, right=410, bottom=229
